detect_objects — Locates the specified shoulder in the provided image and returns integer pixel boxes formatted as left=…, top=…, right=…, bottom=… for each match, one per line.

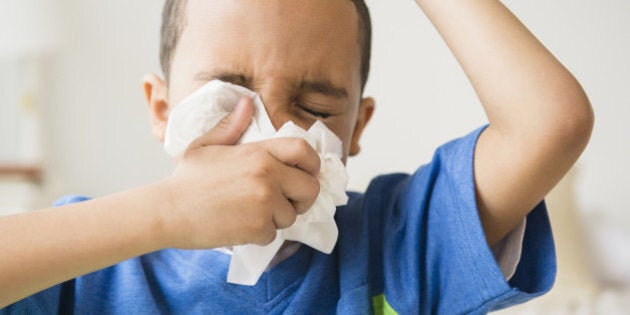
left=353, top=126, right=488, bottom=218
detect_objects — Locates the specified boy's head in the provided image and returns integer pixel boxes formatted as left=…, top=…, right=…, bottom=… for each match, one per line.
left=144, top=0, right=375, bottom=159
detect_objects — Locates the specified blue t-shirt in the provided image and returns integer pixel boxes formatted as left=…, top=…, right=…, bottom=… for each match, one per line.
left=2, top=127, right=555, bottom=314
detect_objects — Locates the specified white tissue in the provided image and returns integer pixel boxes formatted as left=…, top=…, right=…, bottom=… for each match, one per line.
left=164, top=80, right=348, bottom=285
left=164, top=80, right=275, bottom=156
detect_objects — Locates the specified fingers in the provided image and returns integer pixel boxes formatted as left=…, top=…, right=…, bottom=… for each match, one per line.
left=248, top=185, right=297, bottom=236
left=268, top=169, right=319, bottom=231
left=185, top=126, right=323, bottom=241
left=246, top=139, right=322, bottom=232
left=267, top=143, right=321, bottom=230
left=271, top=194, right=299, bottom=230
left=247, top=157, right=319, bottom=231
left=187, top=97, right=253, bottom=150
left=256, top=138, right=321, bottom=224
left=277, top=165, right=320, bottom=215
left=257, top=138, right=321, bottom=177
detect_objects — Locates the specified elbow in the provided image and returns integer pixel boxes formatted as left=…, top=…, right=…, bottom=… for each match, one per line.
left=549, top=91, right=595, bottom=155
left=572, top=100, right=594, bottom=146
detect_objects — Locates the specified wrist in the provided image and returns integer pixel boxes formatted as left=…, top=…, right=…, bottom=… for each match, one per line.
left=138, top=181, right=179, bottom=250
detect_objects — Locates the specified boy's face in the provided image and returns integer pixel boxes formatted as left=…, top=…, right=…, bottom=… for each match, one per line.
left=145, top=0, right=374, bottom=160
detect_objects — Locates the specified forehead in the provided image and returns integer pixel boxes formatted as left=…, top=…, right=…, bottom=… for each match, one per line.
left=172, top=0, right=362, bottom=95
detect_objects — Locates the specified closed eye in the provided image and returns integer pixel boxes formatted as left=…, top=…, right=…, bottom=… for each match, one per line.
left=297, top=104, right=331, bottom=119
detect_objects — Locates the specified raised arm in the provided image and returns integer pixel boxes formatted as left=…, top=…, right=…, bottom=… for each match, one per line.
left=415, top=0, right=594, bottom=245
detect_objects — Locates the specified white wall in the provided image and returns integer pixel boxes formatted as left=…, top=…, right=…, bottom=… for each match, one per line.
left=41, top=0, right=170, bottom=200
left=40, top=1, right=628, bottom=221
left=507, top=0, right=630, bottom=223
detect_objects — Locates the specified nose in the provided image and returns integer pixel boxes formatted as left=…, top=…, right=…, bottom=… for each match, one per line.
left=257, top=90, right=303, bottom=131
left=265, top=107, right=295, bottom=131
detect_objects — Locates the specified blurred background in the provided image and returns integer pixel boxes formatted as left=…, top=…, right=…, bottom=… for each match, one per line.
left=0, top=0, right=628, bottom=313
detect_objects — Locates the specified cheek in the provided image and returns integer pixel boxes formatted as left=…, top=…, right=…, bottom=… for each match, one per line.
left=327, top=114, right=358, bottom=160
left=166, top=80, right=206, bottom=111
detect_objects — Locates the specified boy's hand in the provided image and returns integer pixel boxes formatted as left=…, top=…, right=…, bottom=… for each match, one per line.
left=157, top=98, right=321, bottom=249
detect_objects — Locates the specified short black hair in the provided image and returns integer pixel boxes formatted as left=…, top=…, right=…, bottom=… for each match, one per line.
left=160, top=0, right=372, bottom=92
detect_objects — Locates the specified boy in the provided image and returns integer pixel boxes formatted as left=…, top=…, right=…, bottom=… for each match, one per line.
left=1, top=0, right=593, bottom=313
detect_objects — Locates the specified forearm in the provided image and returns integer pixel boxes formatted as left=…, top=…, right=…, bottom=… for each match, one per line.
left=0, top=184, right=168, bottom=307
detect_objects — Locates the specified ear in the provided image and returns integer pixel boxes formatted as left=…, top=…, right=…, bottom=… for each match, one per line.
left=349, top=97, right=375, bottom=156
left=143, top=74, right=170, bottom=142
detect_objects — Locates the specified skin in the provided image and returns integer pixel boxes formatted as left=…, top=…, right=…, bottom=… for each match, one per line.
left=0, top=0, right=593, bottom=307
left=148, top=0, right=375, bottom=159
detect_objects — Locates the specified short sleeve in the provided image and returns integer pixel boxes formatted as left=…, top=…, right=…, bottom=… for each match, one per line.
left=367, top=127, right=556, bottom=314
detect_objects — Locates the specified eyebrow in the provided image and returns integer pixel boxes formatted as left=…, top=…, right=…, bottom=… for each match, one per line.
left=194, top=71, right=348, bottom=99
left=195, top=71, right=250, bottom=87
left=300, top=80, right=348, bottom=99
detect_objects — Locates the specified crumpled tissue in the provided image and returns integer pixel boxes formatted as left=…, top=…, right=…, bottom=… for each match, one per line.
left=164, top=80, right=348, bottom=285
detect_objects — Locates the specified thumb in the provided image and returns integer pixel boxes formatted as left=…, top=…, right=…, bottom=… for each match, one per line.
left=188, top=97, right=254, bottom=150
